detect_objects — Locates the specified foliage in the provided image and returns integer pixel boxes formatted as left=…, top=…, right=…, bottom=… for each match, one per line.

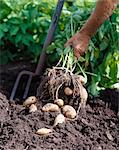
left=47, top=1, right=119, bottom=96
left=0, top=0, right=57, bottom=63
left=0, top=0, right=119, bottom=96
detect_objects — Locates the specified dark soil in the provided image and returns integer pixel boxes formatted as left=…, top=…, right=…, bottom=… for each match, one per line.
left=0, top=62, right=119, bottom=150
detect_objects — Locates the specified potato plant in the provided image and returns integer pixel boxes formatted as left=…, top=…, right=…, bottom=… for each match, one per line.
left=0, top=0, right=119, bottom=97
left=47, top=3, right=119, bottom=97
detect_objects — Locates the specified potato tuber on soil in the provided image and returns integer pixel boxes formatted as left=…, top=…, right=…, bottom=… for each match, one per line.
left=64, top=87, right=73, bottom=96
left=23, top=96, right=37, bottom=107
left=36, top=128, right=52, bottom=135
left=53, top=113, right=65, bottom=127
left=54, top=99, right=64, bottom=107
left=42, top=103, right=60, bottom=112
left=62, top=105, right=77, bottom=119
left=77, top=75, right=86, bottom=85
left=79, top=85, right=88, bottom=108
left=29, top=104, right=37, bottom=113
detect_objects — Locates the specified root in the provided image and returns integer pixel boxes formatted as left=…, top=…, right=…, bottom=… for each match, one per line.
left=46, top=67, right=85, bottom=116
left=37, top=66, right=87, bottom=120
left=47, top=67, right=81, bottom=101
left=56, top=83, right=63, bottom=100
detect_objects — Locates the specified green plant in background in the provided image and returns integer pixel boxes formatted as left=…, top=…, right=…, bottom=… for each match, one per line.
left=86, top=8, right=119, bottom=96
left=0, top=0, right=119, bottom=96
left=0, top=0, right=58, bottom=63
left=46, top=1, right=119, bottom=97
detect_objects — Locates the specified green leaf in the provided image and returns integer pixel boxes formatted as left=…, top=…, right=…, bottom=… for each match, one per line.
left=109, top=62, right=117, bottom=82
left=99, top=41, right=108, bottom=51
left=20, top=23, right=28, bottom=34
left=64, top=46, right=71, bottom=54
left=46, top=43, right=56, bottom=54
left=15, top=34, right=22, bottom=44
left=0, top=29, right=4, bottom=39
left=0, top=23, right=9, bottom=32
left=56, top=48, right=63, bottom=56
left=28, top=43, right=41, bottom=57
left=10, top=26, right=19, bottom=36
left=22, top=38, right=30, bottom=46
left=26, top=34, right=34, bottom=42
left=0, top=2, right=11, bottom=20
left=105, top=65, right=110, bottom=77
left=22, top=10, right=29, bottom=18
left=88, top=81, right=100, bottom=97
left=9, top=17, right=21, bottom=24
left=98, top=30, right=104, bottom=41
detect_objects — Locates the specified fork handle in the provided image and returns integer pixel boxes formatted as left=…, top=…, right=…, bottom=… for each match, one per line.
left=35, top=0, right=65, bottom=75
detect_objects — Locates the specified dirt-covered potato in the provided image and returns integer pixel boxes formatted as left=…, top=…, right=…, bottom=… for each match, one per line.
left=42, top=103, right=60, bottom=112
left=80, top=85, right=88, bottom=105
left=77, top=75, right=86, bottom=85
left=54, top=99, right=64, bottom=107
left=62, top=105, right=77, bottom=119
left=36, top=128, right=52, bottom=135
left=23, top=96, right=37, bottom=107
left=29, top=104, right=37, bottom=113
left=64, top=87, right=73, bottom=96
left=53, top=114, right=65, bottom=126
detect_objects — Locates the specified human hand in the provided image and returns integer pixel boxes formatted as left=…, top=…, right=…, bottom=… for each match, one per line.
left=64, top=32, right=90, bottom=59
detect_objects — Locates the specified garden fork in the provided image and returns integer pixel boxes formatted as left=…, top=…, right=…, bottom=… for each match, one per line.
left=10, top=0, right=65, bottom=100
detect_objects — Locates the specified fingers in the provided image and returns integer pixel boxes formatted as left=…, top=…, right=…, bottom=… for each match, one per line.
left=64, top=39, right=73, bottom=48
left=74, top=49, right=81, bottom=59
left=64, top=39, right=81, bottom=59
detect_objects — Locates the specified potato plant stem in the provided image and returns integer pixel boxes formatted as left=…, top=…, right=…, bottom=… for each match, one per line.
left=77, top=62, right=87, bottom=83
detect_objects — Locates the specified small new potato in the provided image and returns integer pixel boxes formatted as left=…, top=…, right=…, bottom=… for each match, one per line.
left=36, top=128, right=52, bottom=135
left=80, top=85, right=88, bottom=105
left=53, top=114, right=65, bottom=126
left=62, top=105, right=76, bottom=119
left=23, top=96, right=37, bottom=107
left=54, top=99, right=64, bottom=107
left=29, top=104, right=37, bottom=113
left=64, top=87, right=73, bottom=96
left=77, top=75, right=86, bottom=85
left=42, top=103, right=60, bottom=112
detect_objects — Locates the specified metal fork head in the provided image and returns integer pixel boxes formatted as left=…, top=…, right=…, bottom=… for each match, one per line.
left=10, top=70, right=34, bottom=100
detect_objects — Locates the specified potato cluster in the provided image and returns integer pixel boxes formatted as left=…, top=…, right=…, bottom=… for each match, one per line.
left=41, top=98, right=77, bottom=123
left=23, top=96, right=37, bottom=113
left=23, top=96, right=77, bottom=136
left=23, top=75, right=88, bottom=136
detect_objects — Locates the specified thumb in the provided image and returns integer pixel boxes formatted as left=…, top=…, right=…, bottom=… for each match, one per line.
left=74, top=49, right=81, bottom=59
left=64, top=39, right=73, bottom=48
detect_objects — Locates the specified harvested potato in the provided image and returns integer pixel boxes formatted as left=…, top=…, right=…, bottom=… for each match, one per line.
left=64, top=87, right=73, bottom=96
left=77, top=75, right=86, bottom=85
left=42, top=103, right=60, bottom=112
left=36, top=128, right=52, bottom=135
left=75, top=86, right=88, bottom=117
left=23, top=96, right=37, bottom=107
left=80, top=86, right=88, bottom=105
left=53, top=114, right=65, bottom=126
left=54, top=99, right=64, bottom=107
left=62, top=105, right=76, bottom=119
left=29, top=104, right=37, bottom=113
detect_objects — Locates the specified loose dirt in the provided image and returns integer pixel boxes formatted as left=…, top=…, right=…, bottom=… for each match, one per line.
left=0, top=62, right=119, bottom=150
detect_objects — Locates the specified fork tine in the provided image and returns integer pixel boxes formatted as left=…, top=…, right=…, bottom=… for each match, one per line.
left=23, top=74, right=33, bottom=99
left=10, top=71, right=34, bottom=100
left=10, top=72, right=24, bottom=100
